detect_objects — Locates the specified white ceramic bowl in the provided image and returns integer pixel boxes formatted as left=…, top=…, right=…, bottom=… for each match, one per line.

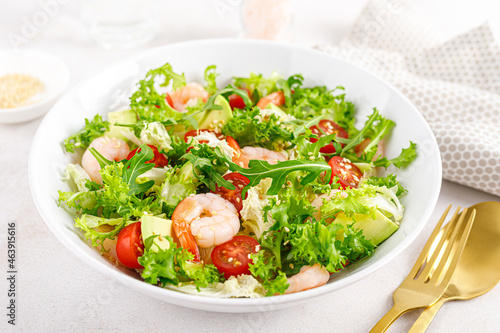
left=29, top=39, right=442, bottom=312
left=0, top=49, right=69, bottom=124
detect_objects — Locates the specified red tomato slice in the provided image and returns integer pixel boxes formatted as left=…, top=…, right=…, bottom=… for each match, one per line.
left=116, top=222, right=144, bottom=269
left=225, top=135, right=241, bottom=153
left=212, top=172, right=250, bottom=213
left=127, top=144, right=168, bottom=167
left=228, top=88, right=251, bottom=110
left=184, top=129, right=225, bottom=143
left=328, top=156, right=363, bottom=189
left=256, top=91, right=285, bottom=109
left=211, top=235, right=260, bottom=279
left=309, top=120, right=349, bottom=154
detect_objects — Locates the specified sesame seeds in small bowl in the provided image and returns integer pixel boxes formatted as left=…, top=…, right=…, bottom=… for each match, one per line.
left=0, top=49, right=69, bottom=124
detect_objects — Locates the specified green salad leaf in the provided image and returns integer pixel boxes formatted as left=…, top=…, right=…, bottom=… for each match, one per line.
left=63, top=114, right=109, bottom=153
left=222, top=107, right=295, bottom=151
left=204, top=65, right=219, bottom=95
left=139, top=235, right=222, bottom=290
left=130, top=63, right=186, bottom=123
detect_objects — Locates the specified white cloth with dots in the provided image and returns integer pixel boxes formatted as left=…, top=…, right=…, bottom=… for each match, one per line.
left=317, top=0, right=500, bottom=196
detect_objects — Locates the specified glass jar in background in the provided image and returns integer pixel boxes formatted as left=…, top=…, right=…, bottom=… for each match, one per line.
left=79, top=0, right=159, bottom=49
left=241, top=0, right=293, bottom=41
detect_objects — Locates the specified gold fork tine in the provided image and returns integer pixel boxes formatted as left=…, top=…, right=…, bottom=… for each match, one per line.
left=369, top=205, right=475, bottom=333
left=418, top=208, right=461, bottom=280
left=407, top=205, right=452, bottom=279
left=433, top=209, right=475, bottom=287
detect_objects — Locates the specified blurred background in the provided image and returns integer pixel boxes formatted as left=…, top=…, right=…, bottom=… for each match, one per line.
left=1, top=0, right=499, bottom=86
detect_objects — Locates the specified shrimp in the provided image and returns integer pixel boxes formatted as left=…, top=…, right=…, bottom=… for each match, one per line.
left=284, top=264, right=330, bottom=294
left=169, top=82, right=209, bottom=112
left=234, top=146, right=287, bottom=168
left=81, top=136, right=130, bottom=184
left=256, top=91, right=285, bottom=109
left=171, top=193, right=240, bottom=260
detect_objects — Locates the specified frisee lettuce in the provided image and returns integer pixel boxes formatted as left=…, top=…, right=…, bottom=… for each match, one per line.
left=63, top=114, right=109, bottom=153
left=139, top=235, right=222, bottom=290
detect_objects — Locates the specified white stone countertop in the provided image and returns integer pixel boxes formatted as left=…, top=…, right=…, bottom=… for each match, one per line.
left=1, top=0, right=499, bottom=332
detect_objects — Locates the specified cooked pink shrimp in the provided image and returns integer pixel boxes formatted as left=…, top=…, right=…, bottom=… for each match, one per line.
left=81, top=136, right=130, bottom=184
left=234, top=146, right=287, bottom=168
left=284, top=264, right=330, bottom=294
left=172, top=193, right=240, bottom=261
left=169, top=82, right=209, bottom=112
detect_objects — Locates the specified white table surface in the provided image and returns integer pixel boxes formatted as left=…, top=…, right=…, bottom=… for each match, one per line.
left=1, top=1, right=500, bottom=332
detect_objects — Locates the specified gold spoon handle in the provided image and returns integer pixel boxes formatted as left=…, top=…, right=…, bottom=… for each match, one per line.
left=408, top=297, right=447, bottom=333
left=369, top=305, right=410, bottom=333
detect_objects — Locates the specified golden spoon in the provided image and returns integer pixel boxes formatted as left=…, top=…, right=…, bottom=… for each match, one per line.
left=408, top=201, right=500, bottom=332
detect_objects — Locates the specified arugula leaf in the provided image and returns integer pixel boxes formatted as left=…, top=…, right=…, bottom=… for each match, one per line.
left=277, top=74, right=304, bottom=107
left=63, top=114, right=109, bottom=153
left=341, top=109, right=381, bottom=153
left=204, top=65, right=218, bottom=95
left=130, top=63, right=186, bottom=123
left=231, top=159, right=331, bottom=196
left=122, top=144, right=155, bottom=195
left=181, top=145, right=234, bottom=191
left=373, top=141, right=417, bottom=168
left=202, top=86, right=251, bottom=112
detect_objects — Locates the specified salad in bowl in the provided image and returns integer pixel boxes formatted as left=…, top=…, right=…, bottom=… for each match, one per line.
left=57, top=62, right=417, bottom=298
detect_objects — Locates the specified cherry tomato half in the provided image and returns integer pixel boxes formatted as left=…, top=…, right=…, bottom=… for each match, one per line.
left=256, top=91, right=286, bottom=109
left=184, top=129, right=225, bottom=143
left=228, top=88, right=251, bottom=110
left=310, top=120, right=349, bottom=154
left=328, top=156, right=363, bottom=189
left=116, top=222, right=144, bottom=269
left=212, top=172, right=250, bottom=214
left=211, top=235, right=260, bottom=279
left=127, top=144, right=168, bottom=167
left=225, top=136, right=242, bottom=155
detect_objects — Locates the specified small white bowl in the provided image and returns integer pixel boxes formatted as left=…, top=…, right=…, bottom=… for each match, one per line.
left=0, top=49, right=69, bottom=124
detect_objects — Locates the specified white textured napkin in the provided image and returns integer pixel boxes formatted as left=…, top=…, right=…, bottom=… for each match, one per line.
left=317, top=0, right=500, bottom=196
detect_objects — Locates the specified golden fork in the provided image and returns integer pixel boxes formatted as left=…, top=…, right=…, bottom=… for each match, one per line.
left=369, top=205, right=476, bottom=333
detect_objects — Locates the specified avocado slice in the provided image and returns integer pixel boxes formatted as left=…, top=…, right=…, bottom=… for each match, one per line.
left=141, top=214, right=174, bottom=252
left=334, top=210, right=399, bottom=245
left=196, top=95, right=233, bottom=130
left=105, top=109, right=137, bottom=140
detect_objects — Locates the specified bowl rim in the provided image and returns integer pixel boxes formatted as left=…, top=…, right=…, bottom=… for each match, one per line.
left=29, top=38, right=442, bottom=310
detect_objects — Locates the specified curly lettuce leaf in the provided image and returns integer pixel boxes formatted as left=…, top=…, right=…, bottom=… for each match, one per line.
left=139, top=236, right=221, bottom=290
left=373, top=141, right=417, bottom=168
left=232, top=71, right=283, bottom=101
left=63, top=114, right=109, bottom=153
left=204, top=65, right=218, bottom=95
left=74, top=214, right=126, bottom=250
left=222, top=107, right=295, bottom=151
left=130, top=63, right=186, bottom=123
